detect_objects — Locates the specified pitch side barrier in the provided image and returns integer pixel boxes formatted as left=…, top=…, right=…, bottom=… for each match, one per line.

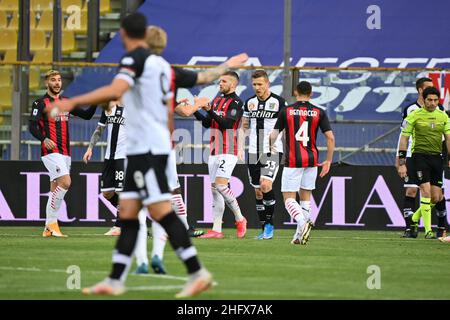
left=1, top=161, right=449, bottom=230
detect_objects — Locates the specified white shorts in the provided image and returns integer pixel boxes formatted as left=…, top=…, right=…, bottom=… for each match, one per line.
left=281, top=167, right=318, bottom=192
left=168, top=149, right=180, bottom=191
left=208, top=154, right=238, bottom=182
left=41, top=153, right=71, bottom=181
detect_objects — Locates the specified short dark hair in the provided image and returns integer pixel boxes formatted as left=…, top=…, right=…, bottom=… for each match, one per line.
left=296, top=81, right=312, bottom=96
left=422, top=86, right=440, bottom=100
left=223, top=71, right=239, bottom=83
left=121, top=12, right=147, bottom=39
left=416, top=77, right=433, bottom=91
left=251, top=69, right=269, bottom=80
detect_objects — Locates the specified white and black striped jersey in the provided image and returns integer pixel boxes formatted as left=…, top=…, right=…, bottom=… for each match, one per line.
left=115, top=47, right=173, bottom=156
left=98, top=105, right=126, bottom=160
left=243, top=92, right=287, bottom=154
left=397, top=101, right=444, bottom=157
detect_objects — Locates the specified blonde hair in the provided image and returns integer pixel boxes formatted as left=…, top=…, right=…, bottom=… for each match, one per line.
left=146, top=25, right=167, bottom=55
left=45, top=70, right=61, bottom=80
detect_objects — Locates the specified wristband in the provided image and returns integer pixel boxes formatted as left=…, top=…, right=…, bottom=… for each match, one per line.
left=398, top=150, right=407, bottom=159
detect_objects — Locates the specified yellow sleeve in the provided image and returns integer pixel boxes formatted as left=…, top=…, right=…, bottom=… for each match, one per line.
left=444, top=113, right=450, bottom=134
left=401, top=112, right=416, bottom=137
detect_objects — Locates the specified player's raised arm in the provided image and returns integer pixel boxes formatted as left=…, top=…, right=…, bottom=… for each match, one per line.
left=196, top=53, right=249, bottom=85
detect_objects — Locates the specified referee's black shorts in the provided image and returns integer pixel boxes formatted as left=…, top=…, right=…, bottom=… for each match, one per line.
left=412, top=153, right=443, bottom=187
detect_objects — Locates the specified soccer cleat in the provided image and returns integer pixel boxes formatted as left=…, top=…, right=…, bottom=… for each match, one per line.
left=135, top=262, right=149, bottom=274
left=42, top=222, right=67, bottom=238
left=199, top=230, right=224, bottom=239
left=104, top=226, right=121, bottom=236
left=175, top=268, right=213, bottom=298
left=254, top=231, right=264, bottom=240
left=263, top=223, right=274, bottom=239
left=291, top=221, right=313, bottom=245
left=436, top=227, right=447, bottom=238
left=82, top=278, right=126, bottom=296
left=438, top=236, right=450, bottom=243
left=150, top=255, right=166, bottom=274
left=410, top=222, right=419, bottom=238
left=424, top=231, right=437, bottom=239
left=401, top=229, right=413, bottom=238
left=235, top=217, right=247, bottom=238
left=188, top=226, right=205, bottom=238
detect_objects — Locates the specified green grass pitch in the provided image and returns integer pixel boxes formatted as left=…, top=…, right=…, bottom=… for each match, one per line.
left=0, top=227, right=449, bottom=299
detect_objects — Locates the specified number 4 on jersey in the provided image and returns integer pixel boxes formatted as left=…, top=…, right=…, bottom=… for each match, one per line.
left=295, top=122, right=309, bottom=146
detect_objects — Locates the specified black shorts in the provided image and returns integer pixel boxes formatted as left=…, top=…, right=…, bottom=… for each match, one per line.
left=101, top=159, right=125, bottom=192
left=247, top=153, right=283, bottom=188
left=121, top=152, right=172, bottom=205
left=412, top=153, right=443, bottom=187
left=403, top=157, right=419, bottom=187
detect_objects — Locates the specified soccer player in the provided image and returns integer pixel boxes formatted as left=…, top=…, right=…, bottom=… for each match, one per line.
left=83, top=100, right=125, bottom=236
left=53, top=13, right=212, bottom=298
left=396, top=77, right=448, bottom=238
left=269, top=81, right=335, bottom=245
left=398, top=87, right=450, bottom=239
left=238, top=69, right=287, bottom=240
left=194, top=71, right=247, bottom=239
left=28, top=70, right=97, bottom=237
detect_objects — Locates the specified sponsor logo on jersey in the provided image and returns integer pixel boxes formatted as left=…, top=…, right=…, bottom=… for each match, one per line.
left=107, top=116, right=125, bottom=125
left=249, top=110, right=277, bottom=118
left=248, top=103, right=257, bottom=111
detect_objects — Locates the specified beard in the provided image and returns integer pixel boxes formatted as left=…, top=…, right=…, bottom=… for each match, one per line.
left=49, top=86, right=61, bottom=95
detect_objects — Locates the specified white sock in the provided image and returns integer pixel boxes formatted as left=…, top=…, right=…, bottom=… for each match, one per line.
left=151, top=220, right=168, bottom=260
left=300, top=200, right=311, bottom=222
left=285, top=198, right=306, bottom=227
left=171, top=194, right=189, bottom=229
left=216, top=184, right=243, bottom=221
left=134, top=209, right=149, bottom=266
left=212, top=186, right=225, bottom=233
left=45, top=186, right=67, bottom=225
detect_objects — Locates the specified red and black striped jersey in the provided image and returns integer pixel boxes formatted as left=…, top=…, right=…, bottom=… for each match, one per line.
left=274, top=101, right=332, bottom=168
left=29, top=93, right=97, bottom=157
left=208, top=92, right=243, bottom=155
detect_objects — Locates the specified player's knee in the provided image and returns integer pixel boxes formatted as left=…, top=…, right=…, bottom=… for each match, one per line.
left=172, top=187, right=182, bottom=195
left=405, top=188, right=417, bottom=198
left=103, top=191, right=115, bottom=199
left=58, top=176, right=71, bottom=190
left=260, top=181, right=272, bottom=194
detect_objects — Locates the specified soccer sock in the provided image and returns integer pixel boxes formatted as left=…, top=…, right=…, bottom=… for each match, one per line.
left=46, top=186, right=68, bottom=225
left=412, top=207, right=422, bottom=224
left=435, top=197, right=447, bottom=229
left=171, top=194, right=189, bottom=229
left=403, top=196, right=415, bottom=229
left=216, top=184, right=244, bottom=221
left=263, top=190, right=275, bottom=225
left=157, top=211, right=201, bottom=274
left=151, top=221, right=167, bottom=260
left=300, top=200, right=311, bottom=222
left=285, top=198, right=306, bottom=227
left=420, top=197, right=432, bottom=233
left=110, top=219, right=139, bottom=282
left=107, top=194, right=121, bottom=228
left=134, top=209, right=149, bottom=266
left=212, top=186, right=225, bottom=233
left=256, top=197, right=265, bottom=231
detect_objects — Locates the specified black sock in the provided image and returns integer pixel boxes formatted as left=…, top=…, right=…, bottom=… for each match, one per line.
left=107, top=194, right=121, bottom=227
left=263, top=190, right=276, bottom=225
left=110, top=219, right=139, bottom=280
left=435, top=197, right=447, bottom=229
left=403, top=196, right=415, bottom=229
left=256, top=198, right=265, bottom=230
left=158, top=211, right=201, bottom=274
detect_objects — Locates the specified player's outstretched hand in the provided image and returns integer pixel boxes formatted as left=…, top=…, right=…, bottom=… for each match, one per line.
left=194, top=96, right=210, bottom=109
left=50, top=99, right=76, bottom=117
left=318, top=160, right=331, bottom=177
left=202, top=102, right=212, bottom=111
left=226, top=53, right=249, bottom=68
left=83, top=148, right=92, bottom=164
